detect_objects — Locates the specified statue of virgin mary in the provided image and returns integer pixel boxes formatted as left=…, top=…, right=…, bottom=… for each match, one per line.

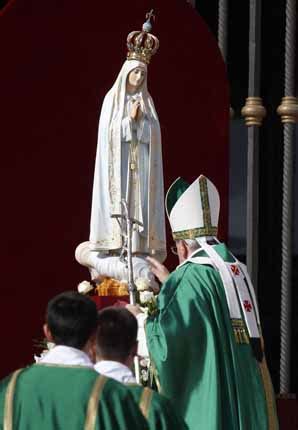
left=89, top=15, right=166, bottom=263
left=75, top=14, right=166, bottom=286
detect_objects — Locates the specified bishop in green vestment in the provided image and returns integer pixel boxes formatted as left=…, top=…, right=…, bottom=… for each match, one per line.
left=133, top=176, right=279, bottom=430
left=127, top=384, right=187, bottom=430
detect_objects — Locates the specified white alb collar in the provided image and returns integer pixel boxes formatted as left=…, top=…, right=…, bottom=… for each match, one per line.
left=39, top=345, right=93, bottom=367
left=94, top=360, right=137, bottom=384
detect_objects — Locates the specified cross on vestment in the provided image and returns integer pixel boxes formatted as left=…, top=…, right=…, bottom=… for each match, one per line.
left=231, top=264, right=240, bottom=276
left=243, top=300, right=252, bottom=312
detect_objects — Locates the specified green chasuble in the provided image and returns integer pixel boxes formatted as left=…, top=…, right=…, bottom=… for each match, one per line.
left=0, top=364, right=147, bottom=430
left=146, top=243, right=279, bottom=430
left=126, top=384, right=188, bottom=430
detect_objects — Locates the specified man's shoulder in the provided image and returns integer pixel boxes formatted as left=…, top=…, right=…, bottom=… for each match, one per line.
left=22, top=363, right=98, bottom=379
left=125, top=384, right=173, bottom=409
left=0, top=365, right=132, bottom=397
left=102, top=375, right=141, bottom=400
left=176, top=259, right=217, bottom=278
left=132, top=387, right=187, bottom=428
left=4, top=364, right=101, bottom=395
left=0, top=371, right=15, bottom=395
left=102, top=379, right=148, bottom=428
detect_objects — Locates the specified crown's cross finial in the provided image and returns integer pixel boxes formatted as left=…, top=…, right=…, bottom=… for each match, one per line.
left=143, top=10, right=155, bottom=33
left=146, top=9, right=155, bottom=22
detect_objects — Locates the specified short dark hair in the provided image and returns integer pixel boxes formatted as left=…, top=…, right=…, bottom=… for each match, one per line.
left=46, top=291, right=98, bottom=349
left=96, top=307, right=137, bottom=361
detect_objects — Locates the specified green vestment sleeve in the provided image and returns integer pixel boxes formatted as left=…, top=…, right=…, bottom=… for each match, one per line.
left=127, top=384, right=188, bottom=430
left=146, top=245, right=278, bottom=430
left=0, top=364, right=147, bottom=430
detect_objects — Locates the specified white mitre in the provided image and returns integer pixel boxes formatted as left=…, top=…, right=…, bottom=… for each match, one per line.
left=166, top=175, right=220, bottom=240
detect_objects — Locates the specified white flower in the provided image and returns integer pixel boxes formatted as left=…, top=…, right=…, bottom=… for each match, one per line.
left=140, top=357, right=150, bottom=368
left=135, top=277, right=150, bottom=291
left=47, top=342, right=55, bottom=350
left=141, top=369, right=149, bottom=382
left=139, top=290, right=154, bottom=304
left=77, top=280, right=93, bottom=295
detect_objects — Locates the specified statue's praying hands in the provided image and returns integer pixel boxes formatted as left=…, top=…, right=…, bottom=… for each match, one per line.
left=130, top=98, right=143, bottom=121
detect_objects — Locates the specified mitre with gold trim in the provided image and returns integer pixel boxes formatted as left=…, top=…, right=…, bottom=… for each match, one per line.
left=165, top=175, right=220, bottom=240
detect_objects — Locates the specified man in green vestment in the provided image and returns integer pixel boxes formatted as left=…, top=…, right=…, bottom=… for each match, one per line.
left=94, top=307, right=187, bottom=430
left=127, top=175, right=279, bottom=430
left=0, top=291, right=147, bottom=429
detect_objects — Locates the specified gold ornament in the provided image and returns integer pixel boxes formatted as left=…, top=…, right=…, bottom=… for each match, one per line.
left=277, top=96, right=298, bottom=124
left=95, top=277, right=128, bottom=296
left=241, top=97, right=266, bottom=126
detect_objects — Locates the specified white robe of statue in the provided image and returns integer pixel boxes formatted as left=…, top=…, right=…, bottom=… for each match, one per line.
left=89, top=60, right=166, bottom=262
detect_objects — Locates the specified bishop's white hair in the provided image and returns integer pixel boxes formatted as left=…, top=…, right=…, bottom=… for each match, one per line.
left=183, top=239, right=200, bottom=251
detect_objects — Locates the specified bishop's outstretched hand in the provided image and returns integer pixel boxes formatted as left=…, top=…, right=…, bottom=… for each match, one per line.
left=147, top=256, right=170, bottom=283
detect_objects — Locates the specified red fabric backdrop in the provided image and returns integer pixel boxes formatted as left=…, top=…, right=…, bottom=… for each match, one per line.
left=0, top=0, right=229, bottom=376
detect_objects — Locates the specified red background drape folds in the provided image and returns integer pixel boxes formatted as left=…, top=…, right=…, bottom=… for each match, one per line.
left=0, top=0, right=229, bottom=375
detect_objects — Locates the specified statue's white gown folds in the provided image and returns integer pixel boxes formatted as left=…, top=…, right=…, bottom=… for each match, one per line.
left=89, top=60, right=166, bottom=259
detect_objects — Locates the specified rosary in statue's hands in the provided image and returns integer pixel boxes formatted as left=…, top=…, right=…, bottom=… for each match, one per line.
left=147, top=256, right=170, bottom=283
left=130, top=99, right=143, bottom=121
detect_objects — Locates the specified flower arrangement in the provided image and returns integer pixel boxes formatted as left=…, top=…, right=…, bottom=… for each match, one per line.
left=135, top=277, right=158, bottom=316
left=77, top=278, right=129, bottom=297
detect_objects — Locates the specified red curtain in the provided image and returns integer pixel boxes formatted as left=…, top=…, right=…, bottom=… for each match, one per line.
left=0, top=0, right=229, bottom=376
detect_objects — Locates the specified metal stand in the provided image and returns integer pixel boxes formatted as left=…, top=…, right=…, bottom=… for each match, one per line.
left=111, top=200, right=143, bottom=305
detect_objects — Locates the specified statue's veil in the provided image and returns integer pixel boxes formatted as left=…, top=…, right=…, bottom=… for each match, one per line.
left=89, top=59, right=166, bottom=259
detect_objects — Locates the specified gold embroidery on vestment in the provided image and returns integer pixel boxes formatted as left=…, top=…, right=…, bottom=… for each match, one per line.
left=139, top=387, right=153, bottom=419
left=199, top=176, right=213, bottom=230
left=259, top=343, right=279, bottom=430
left=173, top=226, right=218, bottom=240
left=4, top=368, right=23, bottom=430
left=231, top=319, right=249, bottom=344
left=84, top=375, right=107, bottom=430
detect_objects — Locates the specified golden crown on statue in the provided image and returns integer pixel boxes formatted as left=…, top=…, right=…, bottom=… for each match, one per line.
left=127, top=10, right=159, bottom=65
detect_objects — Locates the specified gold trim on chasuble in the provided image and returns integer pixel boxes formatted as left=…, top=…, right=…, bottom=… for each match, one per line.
left=231, top=319, right=249, bottom=344
left=84, top=375, right=107, bottom=430
left=148, top=359, right=162, bottom=394
left=172, top=176, right=218, bottom=240
left=34, top=362, right=94, bottom=370
left=139, top=387, right=153, bottom=419
left=258, top=351, right=279, bottom=429
left=4, top=368, right=23, bottom=430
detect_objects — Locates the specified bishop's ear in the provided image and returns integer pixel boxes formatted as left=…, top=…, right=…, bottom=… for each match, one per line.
left=181, top=241, right=189, bottom=260
left=43, top=323, right=54, bottom=342
left=177, top=240, right=189, bottom=263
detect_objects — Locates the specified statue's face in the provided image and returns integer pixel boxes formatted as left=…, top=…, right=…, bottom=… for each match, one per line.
left=127, top=67, right=146, bottom=89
